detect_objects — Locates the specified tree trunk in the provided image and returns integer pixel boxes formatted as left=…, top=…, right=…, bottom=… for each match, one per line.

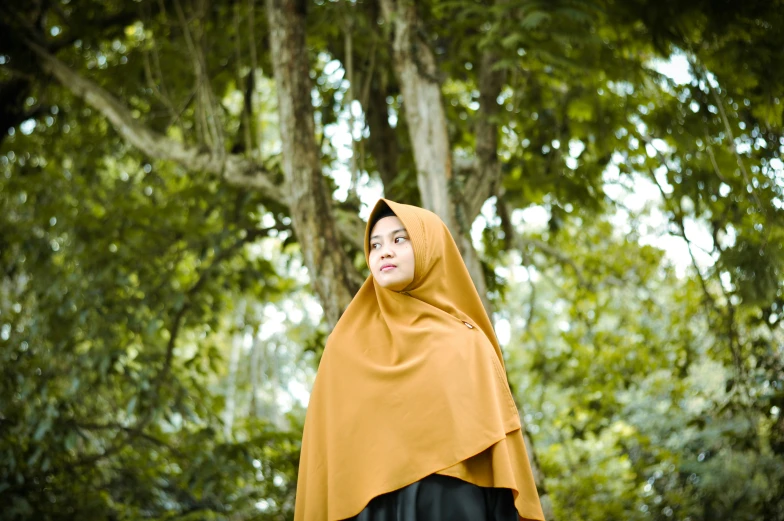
left=265, top=0, right=361, bottom=327
left=378, top=2, right=553, bottom=518
left=223, top=329, right=243, bottom=439
left=379, top=0, right=490, bottom=314
left=269, top=342, right=282, bottom=428
left=522, top=414, right=556, bottom=520
left=249, top=336, right=262, bottom=418
left=223, top=299, right=247, bottom=439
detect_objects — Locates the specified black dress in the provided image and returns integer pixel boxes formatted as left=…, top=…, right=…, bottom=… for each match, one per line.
left=344, top=474, right=519, bottom=521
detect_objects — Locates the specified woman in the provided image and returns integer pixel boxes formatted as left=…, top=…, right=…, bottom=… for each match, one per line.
left=294, top=199, right=545, bottom=521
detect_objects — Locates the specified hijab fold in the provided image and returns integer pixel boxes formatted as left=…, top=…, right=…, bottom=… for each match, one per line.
left=294, top=199, right=543, bottom=520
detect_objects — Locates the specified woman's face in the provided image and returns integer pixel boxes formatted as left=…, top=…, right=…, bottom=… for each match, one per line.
left=368, top=215, right=415, bottom=291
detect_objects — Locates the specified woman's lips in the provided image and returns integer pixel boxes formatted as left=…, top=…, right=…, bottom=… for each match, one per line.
left=380, top=265, right=396, bottom=272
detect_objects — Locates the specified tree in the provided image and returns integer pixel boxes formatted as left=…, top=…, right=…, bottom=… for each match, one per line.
left=1, top=0, right=783, bottom=519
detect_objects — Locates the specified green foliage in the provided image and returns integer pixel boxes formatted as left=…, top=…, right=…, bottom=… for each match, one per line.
left=0, top=87, right=302, bottom=518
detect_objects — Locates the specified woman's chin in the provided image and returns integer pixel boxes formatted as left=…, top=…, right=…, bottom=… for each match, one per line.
left=375, top=276, right=409, bottom=292
left=378, top=281, right=402, bottom=291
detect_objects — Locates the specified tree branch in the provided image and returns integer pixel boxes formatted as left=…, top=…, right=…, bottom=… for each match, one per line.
left=73, top=421, right=184, bottom=458
left=266, top=0, right=362, bottom=327
left=25, top=40, right=282, bottom=198
left=25, top=39, right=374, bottom=259
left=380, top=0, right=491, bottom=313
left=498, top=193, right=589, bottom=287
left=641, top=157, right=747, bottom=378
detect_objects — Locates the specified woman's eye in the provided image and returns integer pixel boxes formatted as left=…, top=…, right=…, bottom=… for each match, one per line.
left=395, top=237, right=407, bottom=243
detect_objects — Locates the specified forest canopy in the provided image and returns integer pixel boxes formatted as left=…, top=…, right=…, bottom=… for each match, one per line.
left=1, top=0, right=783, bottom=520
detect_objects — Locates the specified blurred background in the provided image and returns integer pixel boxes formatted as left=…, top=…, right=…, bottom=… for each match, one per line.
left=1, top=0, right=783, bottom=519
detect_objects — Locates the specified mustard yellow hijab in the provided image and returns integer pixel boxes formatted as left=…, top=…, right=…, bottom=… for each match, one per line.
left=294, top=199, right=544, bottom=520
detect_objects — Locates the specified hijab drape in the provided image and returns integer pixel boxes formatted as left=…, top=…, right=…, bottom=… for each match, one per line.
left=294, top=199, right=544, bottom=521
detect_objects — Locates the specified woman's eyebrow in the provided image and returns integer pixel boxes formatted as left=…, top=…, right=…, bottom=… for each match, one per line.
left=369, top=228, right=407, bottom=241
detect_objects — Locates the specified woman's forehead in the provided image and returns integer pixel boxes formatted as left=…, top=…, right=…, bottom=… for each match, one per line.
left=370, top=215, right=406, bottom=236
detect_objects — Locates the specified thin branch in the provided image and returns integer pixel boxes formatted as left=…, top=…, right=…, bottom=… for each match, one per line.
left=139, top=0, right=176, bottom=119
left=633, top=130, right=722, bottom=302
left=342, top=14, right=360, bottom=202
left=73, top=421, right=184, bottom=458
left=246, top=0, right=260, bottom=152
left=142, top=43, right=177, bottom=119
left=359, top=40, right=378, bottom=111
left=689, top=58, right=763, bottom=211
left=704, top=133, right=731, bottom=184
left=500, top=197, right=587, bottom=288
left=356, top=39, right=378, bottom=184
left=167, top=85, right=199, bottom=129
left=644, top=163, right=746, bottom=376
left=233, top=1, right=252, bottom=155
left=172, top=0, right=224, bottom=153
left=156, top=0, right=170, bottom=21
left=517, top=235, right=589, bottom=288
left=710, top=84, right=762, bottom=209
